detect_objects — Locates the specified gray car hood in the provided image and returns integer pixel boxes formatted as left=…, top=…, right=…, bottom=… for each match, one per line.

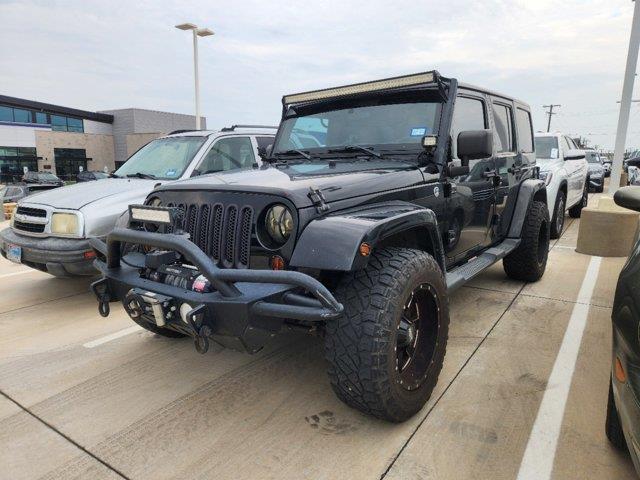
left=23, top=178, right=159, bottom=210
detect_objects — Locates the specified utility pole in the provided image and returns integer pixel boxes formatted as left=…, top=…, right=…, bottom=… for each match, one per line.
left=543, top=104, right=561, bottom=132
left=610, top=0, right=640, bottom=194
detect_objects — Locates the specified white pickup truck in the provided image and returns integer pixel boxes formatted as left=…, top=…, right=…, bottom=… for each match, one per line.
left=534, top=133, right=589, bottom=239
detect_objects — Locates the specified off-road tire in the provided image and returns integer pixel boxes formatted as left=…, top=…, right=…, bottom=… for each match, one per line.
left=606, top=379, right=628, bottom=451
left=325, top=247, right=449, bottom=422
left=550, top=190, right=566, bottom=239
left=569, top=180, right=589, bottom=218
left=503, top=200, right=550, bottom=282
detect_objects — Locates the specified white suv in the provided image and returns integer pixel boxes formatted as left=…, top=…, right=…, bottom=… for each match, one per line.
left=534, top=133, right=589, bottom=238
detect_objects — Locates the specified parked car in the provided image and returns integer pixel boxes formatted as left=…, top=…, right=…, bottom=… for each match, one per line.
left=76, top=170, right=109, bottom=182
left=22, top=171, right=65, bottom=187
left=585, top=150, right=606, bottom=192
left=1, top=183, right=61, bottom=203
left=607, top=186, right=640, bottom=475
left=90, top=71, right=549, bottom=422
left=0, top=126, right=276, bottom=276
left=534, top=133, right=589, bottom=239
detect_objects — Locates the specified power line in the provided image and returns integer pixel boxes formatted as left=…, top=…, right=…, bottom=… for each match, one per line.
left=543, top=104, right=561, bottom=132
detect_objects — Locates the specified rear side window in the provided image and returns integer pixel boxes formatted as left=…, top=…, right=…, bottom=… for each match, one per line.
left=516, top=108, right=534, bottom=153
left=492, top=103, right=514, bottom=153
left=451, top=96, right=487, bottom=159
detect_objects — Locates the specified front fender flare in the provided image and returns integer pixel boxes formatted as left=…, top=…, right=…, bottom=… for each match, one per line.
left=507, top=178, right=547, bottom=238
left=289, top=201, right=445, bottom=272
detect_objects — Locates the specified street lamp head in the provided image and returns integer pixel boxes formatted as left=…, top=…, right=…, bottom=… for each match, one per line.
left=175, top=23, right=197, bottom=31
left=197, top=28, right=215, bottom=37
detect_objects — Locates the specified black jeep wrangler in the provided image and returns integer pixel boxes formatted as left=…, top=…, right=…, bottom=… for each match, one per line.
left=90, top=71, right=549, bottom=422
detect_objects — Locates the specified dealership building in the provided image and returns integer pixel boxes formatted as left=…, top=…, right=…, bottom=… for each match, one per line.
left=0, top=95, right=205, bottom=182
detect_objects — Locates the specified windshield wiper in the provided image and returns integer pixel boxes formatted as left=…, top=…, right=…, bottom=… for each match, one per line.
left=273, top=149, right=313, bottom=160
left=109, top=172, right=121, bottom=178
left=126, top=172, right=157, bottom=179
left=328, top=145, right=383, bottom=159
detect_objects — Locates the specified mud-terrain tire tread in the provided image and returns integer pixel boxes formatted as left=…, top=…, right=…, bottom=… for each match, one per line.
left=606, top=379, right=628, bottom=451
left=503, top=200, right=549, bottom=282
left=325, top=247, right=449, bottom=422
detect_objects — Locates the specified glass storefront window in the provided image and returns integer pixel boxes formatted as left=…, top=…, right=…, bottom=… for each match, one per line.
left=35, top=112, right=48, bottom=124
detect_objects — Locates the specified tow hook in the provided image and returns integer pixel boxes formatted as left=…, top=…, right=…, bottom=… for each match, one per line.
left=185, top=304, right=210, bottom=354
left=91, top=278, right=111, bottom=317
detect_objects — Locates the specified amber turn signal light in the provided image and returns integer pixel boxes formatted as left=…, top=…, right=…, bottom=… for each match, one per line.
left=615, top=357, right=627, bottom=383
left=359, top=242, right=371, bottom=257
left=84, top=250, right=96, bottom=259
left=270, top=255, right=285, bottom=270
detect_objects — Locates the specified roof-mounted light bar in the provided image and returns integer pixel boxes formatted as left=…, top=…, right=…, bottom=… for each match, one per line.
left=283, top=71, right=438, bottom=105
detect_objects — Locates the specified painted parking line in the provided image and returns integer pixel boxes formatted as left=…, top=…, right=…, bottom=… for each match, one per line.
left=0, top=269, right=34, bottom=279
left=516, top=255, right=602, bottom=480
left=83, top=325, right=143, bottom=348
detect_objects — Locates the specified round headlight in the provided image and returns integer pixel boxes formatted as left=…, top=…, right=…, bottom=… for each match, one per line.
left=265, top=204, right=294, bottom=245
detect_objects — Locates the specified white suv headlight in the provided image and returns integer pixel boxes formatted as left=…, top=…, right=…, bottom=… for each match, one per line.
left=51, top=213, right=80, bottom=235
left=539, top=171, right=553, bottom=186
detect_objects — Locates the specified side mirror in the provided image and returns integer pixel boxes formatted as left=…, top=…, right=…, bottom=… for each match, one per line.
left=457, top=130, right=493, bottom=166
left=614, top=186, right=640, bottom=212
left=259, top=144, right=273, bottom=160
left=564, top=149, right=586, bottom=161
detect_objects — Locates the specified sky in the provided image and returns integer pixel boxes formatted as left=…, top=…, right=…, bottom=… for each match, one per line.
left=0, top=0, right=637, bottom=150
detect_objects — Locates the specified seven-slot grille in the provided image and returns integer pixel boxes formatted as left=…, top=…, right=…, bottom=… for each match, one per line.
left=14, top=206, right=48, bottom=234
left=167, top=202, right=254, bottom=269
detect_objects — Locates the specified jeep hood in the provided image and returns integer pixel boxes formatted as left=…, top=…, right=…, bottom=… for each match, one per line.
left=155, top=165, right=426, bottom=208
left=22, top=178, right=161, bottom=210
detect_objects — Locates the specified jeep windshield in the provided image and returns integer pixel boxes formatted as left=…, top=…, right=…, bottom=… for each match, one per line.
left=114, top=136, right=207, bottom=180
left=273, top=97, right=442, bottom=163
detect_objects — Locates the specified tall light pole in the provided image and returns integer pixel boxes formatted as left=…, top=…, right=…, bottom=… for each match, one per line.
left=610, top=0, right=640, bottom=194
left=175, top=23, right=214, bottom=130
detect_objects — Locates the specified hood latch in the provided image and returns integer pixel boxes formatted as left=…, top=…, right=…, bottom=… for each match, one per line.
left=308, top=186, right=330, bottom=214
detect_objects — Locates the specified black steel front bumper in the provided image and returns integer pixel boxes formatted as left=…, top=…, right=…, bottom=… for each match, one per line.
left=90, top=228, right=343, bottom=353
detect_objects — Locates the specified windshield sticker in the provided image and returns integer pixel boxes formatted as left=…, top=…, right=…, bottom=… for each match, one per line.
left=165, top=169, right=177, bottom=177
left=410, top=127, right=428, bottom=137
left=550, top=148, right=558, bottom=159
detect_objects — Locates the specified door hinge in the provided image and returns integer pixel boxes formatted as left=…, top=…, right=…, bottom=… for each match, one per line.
left=308, top=186, right=330, bottom=214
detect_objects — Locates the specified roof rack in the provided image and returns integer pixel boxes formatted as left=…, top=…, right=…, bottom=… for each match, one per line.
left=220, top=124, right=278, bottom=132
left=167, top=129, right=200, bottom=135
